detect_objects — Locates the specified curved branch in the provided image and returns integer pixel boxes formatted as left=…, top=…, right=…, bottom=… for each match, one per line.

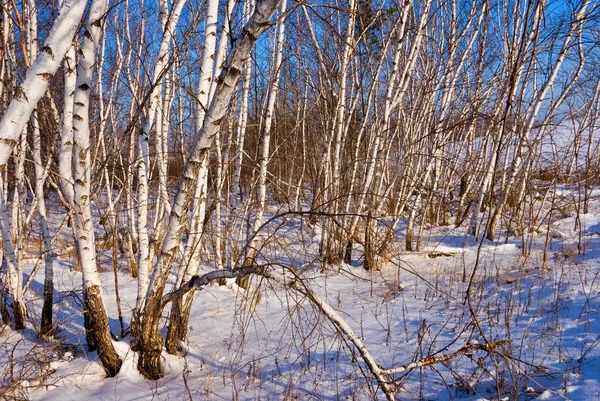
left=160, top=264, right=266, bottom=309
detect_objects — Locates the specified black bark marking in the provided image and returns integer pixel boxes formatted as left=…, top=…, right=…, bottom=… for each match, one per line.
left=41, top=46, right=54, bottom=58
left=37, top=72, right=54, bottom=82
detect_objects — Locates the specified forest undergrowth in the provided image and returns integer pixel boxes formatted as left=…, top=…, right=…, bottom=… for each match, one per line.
left=2, top=191, right=600, bottom=401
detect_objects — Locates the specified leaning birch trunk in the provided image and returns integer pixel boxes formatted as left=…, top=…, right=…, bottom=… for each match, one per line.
left=0, top=0, right=88, bottom=327
left=137, top=0, right=283, bottom=379
left=0, top=0, right=87, bottom=165
left=71, top=0, right=122, bottom=376
left=164, top=153, right=208, bottom=354
left=179, top=0, right=219, bottom=268
left=162, top=0, right=220, bottom=353
left=164, top=0, right=217, bottom=283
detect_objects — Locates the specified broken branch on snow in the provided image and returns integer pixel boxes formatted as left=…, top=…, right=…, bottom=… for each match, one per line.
left=162, top=263, right=510, bottom=400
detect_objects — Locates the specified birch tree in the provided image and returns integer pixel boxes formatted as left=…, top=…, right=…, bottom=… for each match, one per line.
left=0, top=0, right=88, bottom=165
left=135, top=0, right=187, bottom=319
left=70, top=0, right=122, bottom=376
left=485, top=0, right=592, bottom=240
left=244, top=0, right=287, bottom=270
left=137, top=0, right=283, bottom=379
left=164, top=0, right=222, bottom=353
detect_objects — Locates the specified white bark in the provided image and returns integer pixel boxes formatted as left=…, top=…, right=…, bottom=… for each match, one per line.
left=208, top=0, right=236, bottom=104
left=59, top=45, right=76, bottom=208
left=71, top=0, right=107, bottom=294
left=0, top=184, right=23, bottom=327
left=247, top=0, right=287, bottom=257
left=181, top=154, right=209, bottom=276
left=0, top=0, right=88, bottom=166
left=136, top=0, right=187, bottom=307
left=145, top=0, right=284, bottom=307
left=195, top=0, right=219, bottom=130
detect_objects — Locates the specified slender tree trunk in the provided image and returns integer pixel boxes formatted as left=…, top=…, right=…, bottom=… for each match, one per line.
left=245, top=0, right=287, bottom=263
left=32, top=110, right=56, bottom=337
left=71, top=0, right=122, bottom=376
left=0, top=0, right=88, bottom=166
left=136, top=0, right=187, bottom=314
left=0, top=185, right=24, bottom=329
left=138, top=0, right=283, bottom=378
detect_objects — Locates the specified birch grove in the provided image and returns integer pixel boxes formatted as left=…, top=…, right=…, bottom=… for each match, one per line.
left=0, top=0, right=598, bottom=396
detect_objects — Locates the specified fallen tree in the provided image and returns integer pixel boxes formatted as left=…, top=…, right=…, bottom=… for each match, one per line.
left=162, top=262, right=511, bottom=401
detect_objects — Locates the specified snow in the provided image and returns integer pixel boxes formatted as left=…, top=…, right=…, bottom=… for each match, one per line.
left=4, top=195, right=600, bottom=400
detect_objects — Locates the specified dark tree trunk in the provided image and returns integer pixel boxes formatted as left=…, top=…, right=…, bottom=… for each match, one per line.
left=138, top=296, right=163, bottom=379
left=85, top=285, right=122, bottom=377
left=344, top=241, right=352, bottom=264
left=12, top=301, right=25, bottom=330
left=40, top=284, right=53, bottom=337
left=40, top=253, right=54, bottom=337
left=165, top=296, right=193, bottom=354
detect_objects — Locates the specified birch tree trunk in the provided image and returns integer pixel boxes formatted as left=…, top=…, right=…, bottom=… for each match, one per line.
left=243, top=0, right=287, bottom=269
left=0, top=0, right=88, bottom=166
left=71, top=0, right=122, bottom=376
left=32, top=109, right=56, bottom=337
left=0, top=185, right=23, bottom=328
left=138, top=0, right=283, bottom=378
left=136, top=0, right=187, bottom=313
left=163, top=0, right=221, bottom=353
left=485, top=0, right=591, bottom=241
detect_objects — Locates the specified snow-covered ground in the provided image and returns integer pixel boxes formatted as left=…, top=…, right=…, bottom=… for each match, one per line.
left=3, top=199, right=600, bottom=400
